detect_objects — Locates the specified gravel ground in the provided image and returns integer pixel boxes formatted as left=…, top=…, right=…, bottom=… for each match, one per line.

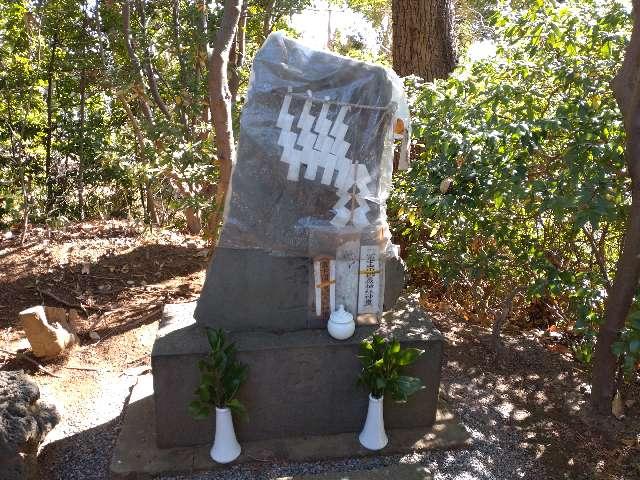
left=37, top=372, right=137, bottom=480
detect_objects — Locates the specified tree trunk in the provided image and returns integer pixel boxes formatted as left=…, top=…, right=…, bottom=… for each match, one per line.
left=237, top=0, right=247, bottom=68
left=591, top=0, right=640, bottom=415
left=118, top=96, right=158, bottom=225
left=195, top=0, right=209, bottom=137
left=262, top=0, right=276, bottom=41
left=391, top=0, right=457, bottom=80
left=492, top=289, right=518, bottom=350
left=78, top=3, right=88, bottom=221
left=229, top=0, right=247, bottom=103
left=172, top=0, right=189, bottom=129
left=118, top=95, right=145, bottom=152
left=78, top=67, right=86, bottom=221
left=228, top=37, right=239, bottom=101
left=97, top=0, right=158, bottom=225
left=5, top=95, right=29, bottom=241
left=145, top=180, right=159, bottom=225
left=135, top=0, right=172, bottom=121
left=185, top=207, right=202, bottom=234
left=122, top=0, right=154, bottom=124
left=77, top=0, right=91, bottom=221
left=122, top=0, right=145, bottom=86
left=206, top=0, right=242, bottom=237
left=45, top=33, right=58, bottom=214
left=228, top=0, right=247, bottom=101
left=20, top=164, right=29, bottom=243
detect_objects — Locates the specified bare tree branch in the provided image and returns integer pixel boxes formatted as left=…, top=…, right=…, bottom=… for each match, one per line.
left=582, top=225, right=612, bottom=292
left=135, top=0, right=172, bottom=121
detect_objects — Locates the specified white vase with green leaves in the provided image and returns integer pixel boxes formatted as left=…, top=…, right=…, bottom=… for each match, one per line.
left=357, top=334, right=425, bottom=450
left=189, top=328, right=248, bottom=464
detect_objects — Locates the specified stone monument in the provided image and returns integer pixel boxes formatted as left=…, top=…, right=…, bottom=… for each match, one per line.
left=152, top=33, right=444, bottom=448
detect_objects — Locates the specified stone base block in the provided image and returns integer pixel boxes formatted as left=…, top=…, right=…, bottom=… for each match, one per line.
left=110, top=375, right=470, bottom=479
left=152, top=296, right=444, bottom=448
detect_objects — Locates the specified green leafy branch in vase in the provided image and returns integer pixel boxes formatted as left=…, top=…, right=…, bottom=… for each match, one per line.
left=357, top=334, right=425, bottom=401
left=189, top=328, right=249, bottom=420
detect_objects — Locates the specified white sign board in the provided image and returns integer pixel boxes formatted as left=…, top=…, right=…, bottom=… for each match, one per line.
left=357, top=245, right=380, bottom=315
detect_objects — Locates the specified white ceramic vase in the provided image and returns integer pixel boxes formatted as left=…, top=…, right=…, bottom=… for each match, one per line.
left=327, top=305, right=355, bottom=340
left=210, top=407, right=241, bottom=463
left=358, top=394, right=388, bottom=450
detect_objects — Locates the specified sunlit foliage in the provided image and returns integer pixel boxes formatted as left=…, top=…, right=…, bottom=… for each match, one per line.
left=391, top=0, right=639, bottom=374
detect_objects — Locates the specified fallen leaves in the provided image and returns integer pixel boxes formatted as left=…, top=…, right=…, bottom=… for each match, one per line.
left=2, top=220, right=207, bottom=384
left=545, top=343, right=570, bottom=354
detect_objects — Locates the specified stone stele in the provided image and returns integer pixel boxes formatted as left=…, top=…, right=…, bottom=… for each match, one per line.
left=196, top=32, right=409, bottom=330
left=151, top=33, right=443, bottom=451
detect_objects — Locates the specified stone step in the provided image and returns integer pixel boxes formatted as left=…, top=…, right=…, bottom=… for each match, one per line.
left=276, top=464, right=433, bottom=480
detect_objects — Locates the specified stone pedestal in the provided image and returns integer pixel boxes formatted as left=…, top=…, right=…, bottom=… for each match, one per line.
left=151, top=296, right=444, bottom=448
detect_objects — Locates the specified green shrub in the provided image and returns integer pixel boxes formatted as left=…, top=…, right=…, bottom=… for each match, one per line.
left=391, top=0, right=638, bottom=372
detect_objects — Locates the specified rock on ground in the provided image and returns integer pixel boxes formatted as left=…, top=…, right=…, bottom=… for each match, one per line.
left=19, top=305, right=78, bottom=358
left=0, top=370, right=60, bottom=480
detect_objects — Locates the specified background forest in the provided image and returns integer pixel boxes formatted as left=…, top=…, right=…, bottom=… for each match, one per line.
left=1, top=0, right=638, bottom=420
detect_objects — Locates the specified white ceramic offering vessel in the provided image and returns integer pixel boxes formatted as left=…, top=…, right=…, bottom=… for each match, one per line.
left=210, top=407, right=241, bottom=463
left=359, top=394, right=388, bottom=450
left=327, top=304, right=355, bottom=340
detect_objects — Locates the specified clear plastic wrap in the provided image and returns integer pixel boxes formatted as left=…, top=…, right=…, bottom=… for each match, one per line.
left=218, top=32, right=410, bottom=260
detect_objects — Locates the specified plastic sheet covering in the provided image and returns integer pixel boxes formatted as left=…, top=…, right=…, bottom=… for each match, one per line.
left=218, top=32, right=410, bottom=257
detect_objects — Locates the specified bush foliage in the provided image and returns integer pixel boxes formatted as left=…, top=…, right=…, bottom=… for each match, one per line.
left=390, top=0, right=639, bottom=374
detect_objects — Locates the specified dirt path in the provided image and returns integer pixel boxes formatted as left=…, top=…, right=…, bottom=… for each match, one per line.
left=430, top=310, right=639, bottom=480
left=0, top=221, right=208, bottom=479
